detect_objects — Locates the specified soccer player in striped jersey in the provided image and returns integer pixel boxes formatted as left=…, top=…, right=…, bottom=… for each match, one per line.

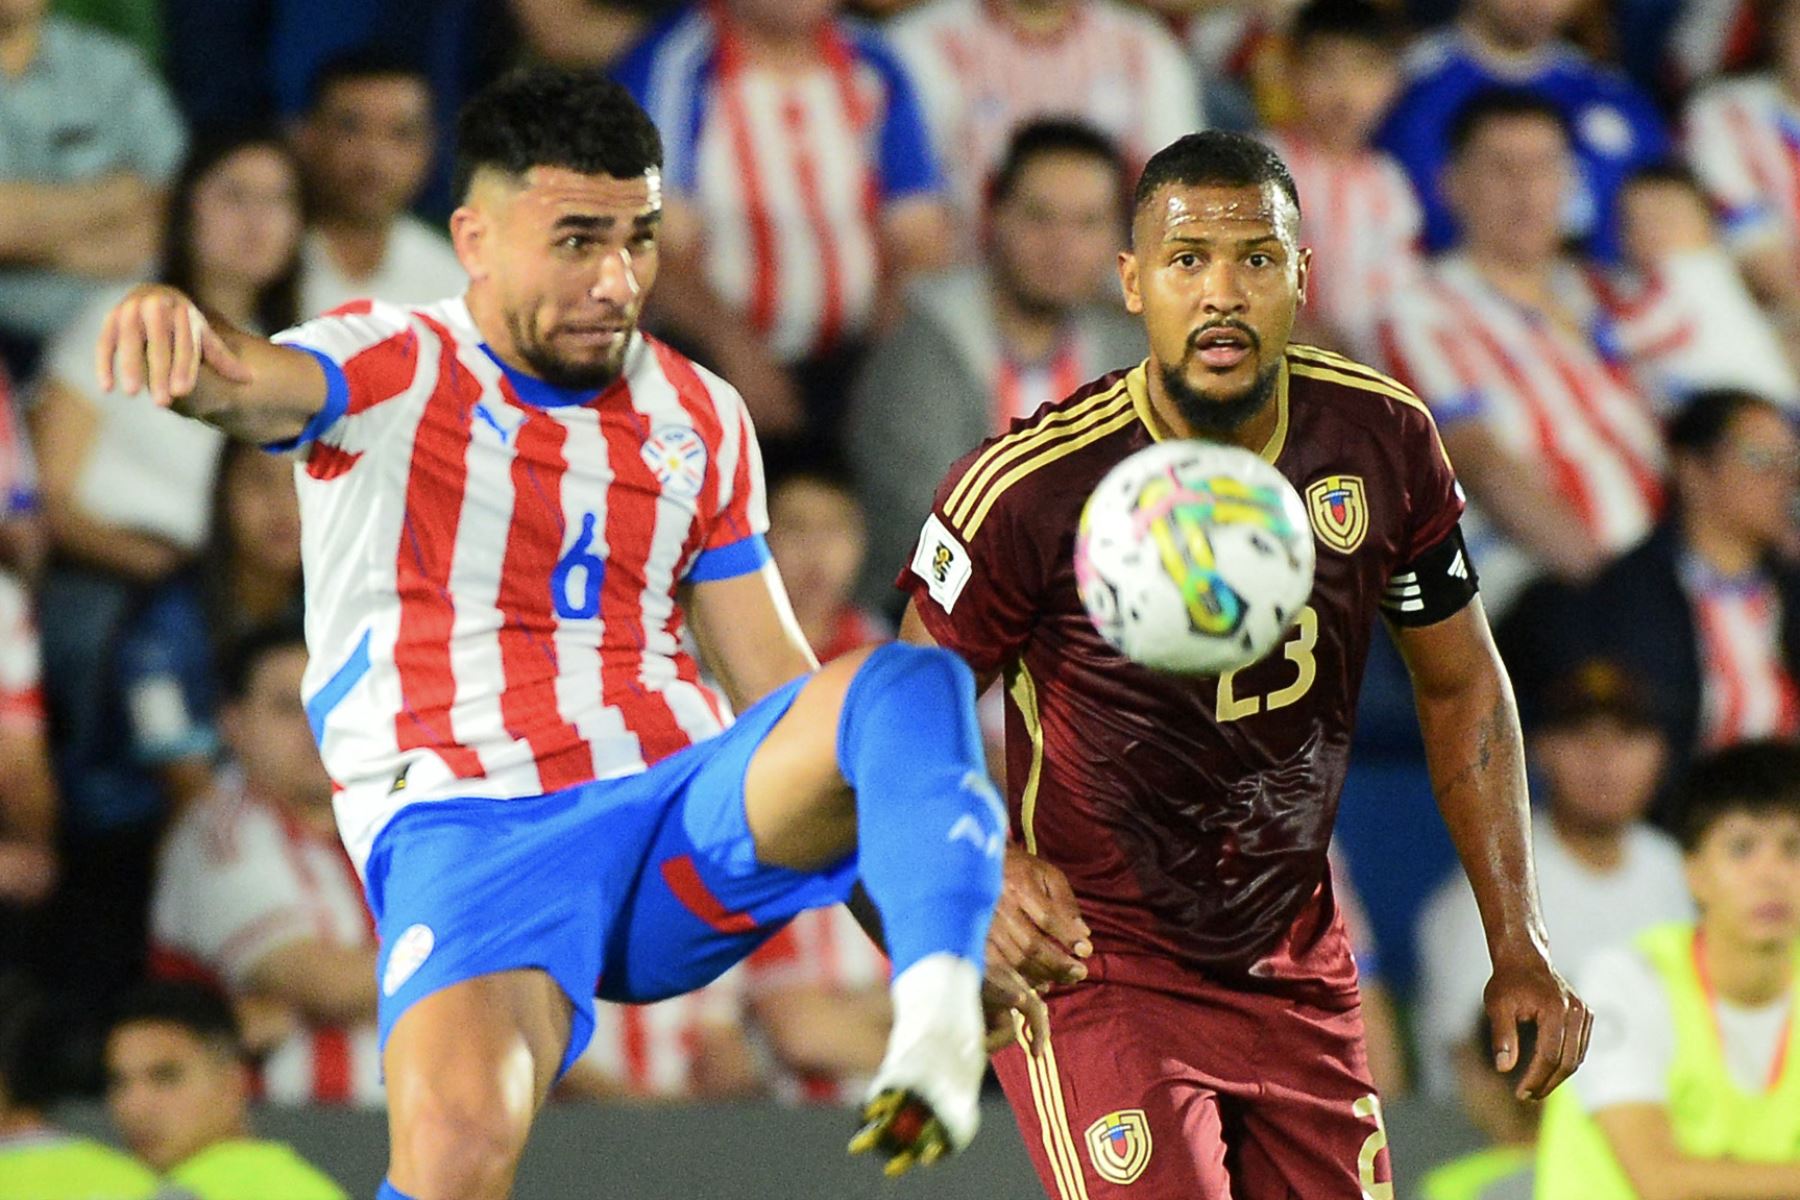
left=901, top=132, right=1590, bottom=1198
left=94, top=69, right=1004, bottom=1197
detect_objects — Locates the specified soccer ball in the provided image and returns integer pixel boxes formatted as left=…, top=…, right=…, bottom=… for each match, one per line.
left=1074, top=440, right=1315, bottom=675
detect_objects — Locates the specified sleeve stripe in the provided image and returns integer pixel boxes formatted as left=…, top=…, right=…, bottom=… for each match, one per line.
left=686, top=533, right=771, bottom=583
left=945, top=381, right=1131, bottom=533
left=960, top=404, right=1140, bottom=541
left=261, top=347, right=350, bottom=453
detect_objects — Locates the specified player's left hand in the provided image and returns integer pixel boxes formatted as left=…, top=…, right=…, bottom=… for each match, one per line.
left=981, top=960, right=1048, bottom=1055
left=1484, top=948, right=1591, bottom=1101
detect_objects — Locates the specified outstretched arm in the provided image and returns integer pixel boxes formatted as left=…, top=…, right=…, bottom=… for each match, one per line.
left=96, top=284, right=329, bottom=445
left=1395, top=599, right=1591, bottom=1099
left=683, top=564, right=818, bottom=713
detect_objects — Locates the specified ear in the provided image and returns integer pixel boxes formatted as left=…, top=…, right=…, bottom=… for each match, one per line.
left=1295, top=246, right=1313, bottom=308
left=1119, top=250, right=1143, bottom=316
left=450, top=204, right=491, bottom=282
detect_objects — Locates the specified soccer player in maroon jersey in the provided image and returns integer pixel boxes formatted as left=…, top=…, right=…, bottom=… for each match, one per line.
left=899, top=131, right=1592, bottom=1198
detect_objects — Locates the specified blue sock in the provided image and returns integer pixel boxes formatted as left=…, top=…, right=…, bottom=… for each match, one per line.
left=837, top=643, right=1003, bottom=975
left=377, top=1182, right=417, bottom=1200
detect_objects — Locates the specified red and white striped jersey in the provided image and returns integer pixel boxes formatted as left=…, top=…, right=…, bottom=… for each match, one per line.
left=1685, top=560, right=1800, bottom=751
left=0, top=572, right=43, bottom=733
left=890, top=0, right=1202, bottom=248
left=275, top=297, right=769, bottom=870
left=579, top=971, right=746, bottom=1100
left=1264, top=131, right=1424, bottom=360
left=617, top=10, right=943, bottom=362
left=1378, top=254, right=1666, bottom=553
left=744, top=905, right=890, bottom=1105
left=1684, top=76, right=1800, bottom=254
left=150, top=773, right=381, bottom=1106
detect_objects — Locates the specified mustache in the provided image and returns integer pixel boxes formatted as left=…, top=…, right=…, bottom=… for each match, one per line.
left=1186, top=321, right=1261, bottom=355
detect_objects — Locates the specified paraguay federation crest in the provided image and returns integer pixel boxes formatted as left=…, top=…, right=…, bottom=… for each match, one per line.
left=641, top=425, right=708, bottom=500
left=1305, top=474, right=1369, bottom=554
left=1085, top=1109, right=1153, bottom=1185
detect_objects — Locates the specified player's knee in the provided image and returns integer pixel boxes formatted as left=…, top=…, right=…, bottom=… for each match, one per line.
left=841, top=642, right=974, bottom=728
left=389, top=1078, right=532, bottom=1200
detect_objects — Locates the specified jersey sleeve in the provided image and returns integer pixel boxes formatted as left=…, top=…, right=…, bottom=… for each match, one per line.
left=895, top=443, right=1050, bottom=677
left=1571, top=945, right=1674, bottom=1112
left=155, top=806, right=314, bottom=989
left=684, top=374, right=772, bottom=584
left=1383, top=396, right=1476, bottom=626
left=267, top=300, right=422, bottom=462
left=1683, top=88, right=1785, bottom=250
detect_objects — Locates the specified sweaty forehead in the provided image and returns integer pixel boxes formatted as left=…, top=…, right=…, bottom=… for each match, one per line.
left=1136, top=181, right=1296, bottom=245
left=502, top=165, right=663, bottom=220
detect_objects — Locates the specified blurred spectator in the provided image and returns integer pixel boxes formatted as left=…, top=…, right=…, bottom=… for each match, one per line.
left=197, top=443, right=305, bottom=651
left=105, top=981, right=346, bottom=1197
left=34, top=129, right=302, bottom=586
left=1330, top=845, right=1407, bottom=1098
left=50, top=0, right=158, bottom=62
left=1574, top=391, right=1800, bottom=807
left=1380, top=91, right=1666, bottom=616
left=766, top=466, right=889, bottom=658
left=887, top=0, right=1201, bottom=251
left=614, top=0, right=952, bottom=442
left=1419, top=1020, right=1536, bottom=1200
left=0, top=364, right=42, bottom=579
left=0, top=571, right=56, bottom=972
left=510, top=0, right=675, bottom=69
left=1621, top=0, right=1763, bottom=96
left=1536, top=741, right=1800, bottom=1198
left=560, top=972, right=760, bottom=1102
left=0, top=0, right=184, bottom=381
left=742, top=905, right=890, bottom=1105
left=1376, top=0, right=1668, bottom=263
left=0, top=975, right=156, bottom=1199
left=149, top=625, right=381, bottom=1107
left=295, top=51, right=466, bottom=317
left=1415, top=660, right=1692, bottom=1097
left=1264, top=0, right=1422, bottom=359
left=1605, top=165, right=1800, bottom=413
left=847, top=119, right=1142, bottom=612
left=1683, top=0, right=1800, bottom=343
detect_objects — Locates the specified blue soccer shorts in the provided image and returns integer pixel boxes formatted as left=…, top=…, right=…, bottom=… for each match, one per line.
left=362, top=675, right=859, bottom=1078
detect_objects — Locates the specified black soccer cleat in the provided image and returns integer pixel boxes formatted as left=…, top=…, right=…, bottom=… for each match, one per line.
left=849, top=1087, right=954, bottom=1177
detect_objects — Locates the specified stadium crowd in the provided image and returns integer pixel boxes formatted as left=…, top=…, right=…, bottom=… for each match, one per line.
left=0, top=0, right=1799, bottom=1195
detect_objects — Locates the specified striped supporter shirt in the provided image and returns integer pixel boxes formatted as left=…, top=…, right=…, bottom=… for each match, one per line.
left=1683, top=557, right=1800, bottom=751
left=272, top=296, right=769, bottom=871
left=1685, top=75, right=1800, bottom=258
left=615, top=7, right=941, bottom=362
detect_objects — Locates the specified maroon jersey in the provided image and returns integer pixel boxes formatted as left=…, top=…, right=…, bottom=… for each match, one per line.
left=899, top=345, right=1466, bottom=1000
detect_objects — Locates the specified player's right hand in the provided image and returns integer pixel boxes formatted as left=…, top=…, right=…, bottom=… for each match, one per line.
left=989, top=846, right=1092, bottom=990
left=96, top=283, right=253, bottom=408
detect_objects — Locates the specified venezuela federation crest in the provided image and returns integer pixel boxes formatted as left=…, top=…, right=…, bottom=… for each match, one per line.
left=1305, top=474, right=1368, bottom=554
left=1085, top=1109, right=1153, bottom=1185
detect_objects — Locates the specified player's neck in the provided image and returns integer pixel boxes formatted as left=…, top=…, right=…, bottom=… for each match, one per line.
left=1702, top=925, right=1794, bottom=1009
left=317, top=217, right=394, bottom=283
left=1547, top=806, right=1626, bottom=872
left=1682, top=504, right=1763, bottom=577
left=990, top=280, right=1068, bottom=364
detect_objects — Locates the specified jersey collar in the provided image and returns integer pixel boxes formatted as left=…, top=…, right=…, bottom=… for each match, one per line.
left=1125, top=358, right=1291, bottom=465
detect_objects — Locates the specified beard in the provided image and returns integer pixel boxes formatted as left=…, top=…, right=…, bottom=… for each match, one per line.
left=506, top=309, right=631, bottom=391
left=1161, top=335, right=1281, bottom=437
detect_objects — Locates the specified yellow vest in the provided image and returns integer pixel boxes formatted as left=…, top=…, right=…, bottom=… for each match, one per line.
left=1536, top=923, right=1800, bottom=1200
left=1420, top=1144, right=1533, bottom=1200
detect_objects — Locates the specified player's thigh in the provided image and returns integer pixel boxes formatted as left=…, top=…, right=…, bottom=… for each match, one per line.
left=1231, top=998, right=1391, bottom=1200
left=738, top=646, right=877, bottom=871
left=991, top=987, right=1236, bottom=1200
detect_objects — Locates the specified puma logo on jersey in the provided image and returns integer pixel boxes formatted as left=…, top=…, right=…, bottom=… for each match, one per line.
left=472, top=403, right=516, bottom=444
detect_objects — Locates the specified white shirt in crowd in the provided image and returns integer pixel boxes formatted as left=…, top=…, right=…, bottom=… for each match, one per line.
left=744, top=905, right=890, bottom=1105
left=890, top=0, right=1202, bottom=250
left=1575, top=941, right=1792, bottom=1111
left=578, top=971, right=746, bottom=1099
left=1415, top=817, right=1694, bottom=1096
left=1685, top=75, right=1800, bottom=263
left=47, top=283, right=226, bottom=552
left=299, top=217, right=468, bottom=319
left=150, top=771, right=382, bottom=1106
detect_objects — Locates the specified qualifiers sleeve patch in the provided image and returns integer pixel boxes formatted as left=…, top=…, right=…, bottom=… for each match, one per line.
left=911, top=514, right=974, bottom=613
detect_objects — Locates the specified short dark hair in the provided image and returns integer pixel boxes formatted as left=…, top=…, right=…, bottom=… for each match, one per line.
left=221, top=620, right=309, bottom=704
left=989, top=118, right=1128, bottom=208
left=1676, top=741, right=1800, bottom=852
left=1667, top=389, right=1785, bottom=457
left=1132, top=131, right=1301, bottom=224
left=0, top=975, right=57, bottom=1111
left=306, top=47, right=431, bottom=114
left=453, top=67, right=662, bottom=202
left=1291, top=0, right=1404, bottom=52
left=1447, top=88, right=1571, bottom=160
left=111, top=981, right=243, bottom=1060
left=1621, top=160, right=1706, bottom=198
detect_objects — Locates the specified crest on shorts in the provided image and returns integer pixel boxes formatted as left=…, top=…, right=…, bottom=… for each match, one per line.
left=1085, top=1109, right=1153, bottom=1185
left=641, top=425, right=709, bottom=500
left=1306, top=474, right=1368, bottom=554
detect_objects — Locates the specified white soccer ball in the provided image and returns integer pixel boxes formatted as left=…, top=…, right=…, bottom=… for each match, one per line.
left=1075, top=440, right=1316, bottom=675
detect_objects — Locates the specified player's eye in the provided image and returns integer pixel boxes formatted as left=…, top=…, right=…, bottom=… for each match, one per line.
left=558, top=234, right=592, bottom=253
left=1247, top=253, right=1275, bottom=269
left=1174, top=252, right=1200, bottom=269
